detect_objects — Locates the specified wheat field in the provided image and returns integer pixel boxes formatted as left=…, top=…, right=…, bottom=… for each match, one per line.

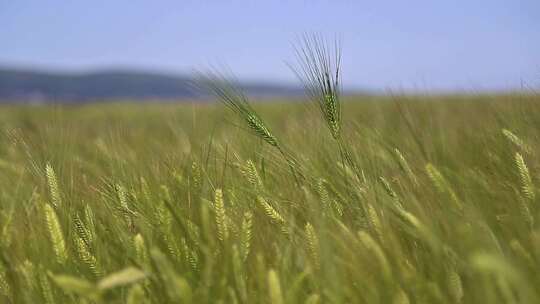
left=0, top=93, right=538, bottom=303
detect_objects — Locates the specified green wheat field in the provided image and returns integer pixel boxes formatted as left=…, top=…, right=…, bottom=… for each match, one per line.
left=0, top=40, right=539, bottom=304
left=0, top=93, right=539, bottom=304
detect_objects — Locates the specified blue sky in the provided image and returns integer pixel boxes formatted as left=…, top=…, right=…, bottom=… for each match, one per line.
left=1, top=0, right=539, bottom=91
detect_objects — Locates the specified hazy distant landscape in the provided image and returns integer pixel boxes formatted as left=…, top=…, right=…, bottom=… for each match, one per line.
left=0, top=67, right=305, bottom=102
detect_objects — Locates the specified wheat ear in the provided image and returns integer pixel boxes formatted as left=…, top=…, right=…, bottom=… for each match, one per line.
left=241, top=211, right=253, bottom=260
left=74, top=235, right=102, bottom=278
left=214, top=189, right=228, bottom=242
left=503, top=129, right=532, bottom=155
left=426, top=163, right=463, bottom=211
left=45, top=163, right=61, bottom=208
left=43, top=203, right=67, bottom=264
left=305, top=222, right=320, bottom=270
left=267, top=269, right=284, bottom=304
left=515, top=153, right=535, bottom=201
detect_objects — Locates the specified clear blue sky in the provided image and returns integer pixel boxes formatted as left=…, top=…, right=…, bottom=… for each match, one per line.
left=1, top=0, right=539, bottom=91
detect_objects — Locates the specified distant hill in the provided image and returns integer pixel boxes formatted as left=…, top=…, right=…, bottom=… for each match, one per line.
left=0, top=67, right=303, bottom=103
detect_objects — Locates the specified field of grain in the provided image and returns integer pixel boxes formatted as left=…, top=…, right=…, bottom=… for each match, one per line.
left=0, top=93, right=539, bottom=303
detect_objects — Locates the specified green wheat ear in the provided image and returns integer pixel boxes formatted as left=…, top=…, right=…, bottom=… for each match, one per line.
left=425, top=163, right=463, bottom=212
left=73, top=214, right=93, bottom=251
left=316, top=178, right=332, bottom=216
left=186, top=220, right=202, bottom=247
left=515, top=153, right=535, bottom=201
left=394, top=148, right=418, bottom=186
left=198, top=71, right=305, bottom=183
left=257, top=196, right=285, bottom=224
left=518, top=195, right=534, bottom=229
left=366, top=203, right=382, bottom=239
left=117, top=183, right=134, bottom=226
left=257, top=196, right=289, bottom=236
left=447, top=267, right=464, bottom=303
left=292, top=35, right=342, bottom=140
left=315, top=178, right=344, bottom=217
left=127, top=284, right=146, bottom=304
left=291, top=35, right=360, bottom=175
left=133, top=234, right=148, bottom=266
left=188, top=245, right=200, bottom=273
left=84, top=204, right=97, bottom=241
left=357, top=230, right=391, bottom=281
left=43, top=203, right=67, bottom=264
left=198, top=72, right=278, bottom=147
left=379, top=176, right=404, bottom=210
left=18, top=260, right=36, bottom=291
left=393, top=288, right=410, bottom=304
left=304, top=222, right=320, bottom=270
left=191, top=161, right=202, bottom=190
left=305, top=294, right=321, bottom=304
left=242, top=159, right=264, bottom=191
left=509, top=239, right=535, bottom=267
left=231, top=244, right=248, bottom=302
left=150, top=248, right=193, bottom=302
left=38, top=268, right=55, bottom=304
left=74, top=235, right=102, bottom=278
left=0, top=266, right=11, bottom=300
left=240, top=211, right=253, bottom=261
left=267, top=269, right=284, bottom=304
left=45, top=163, right=61, bottom=208
left=214, top=189, right=228, bottom=242
left=503, top=129, right=532, bottom=155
